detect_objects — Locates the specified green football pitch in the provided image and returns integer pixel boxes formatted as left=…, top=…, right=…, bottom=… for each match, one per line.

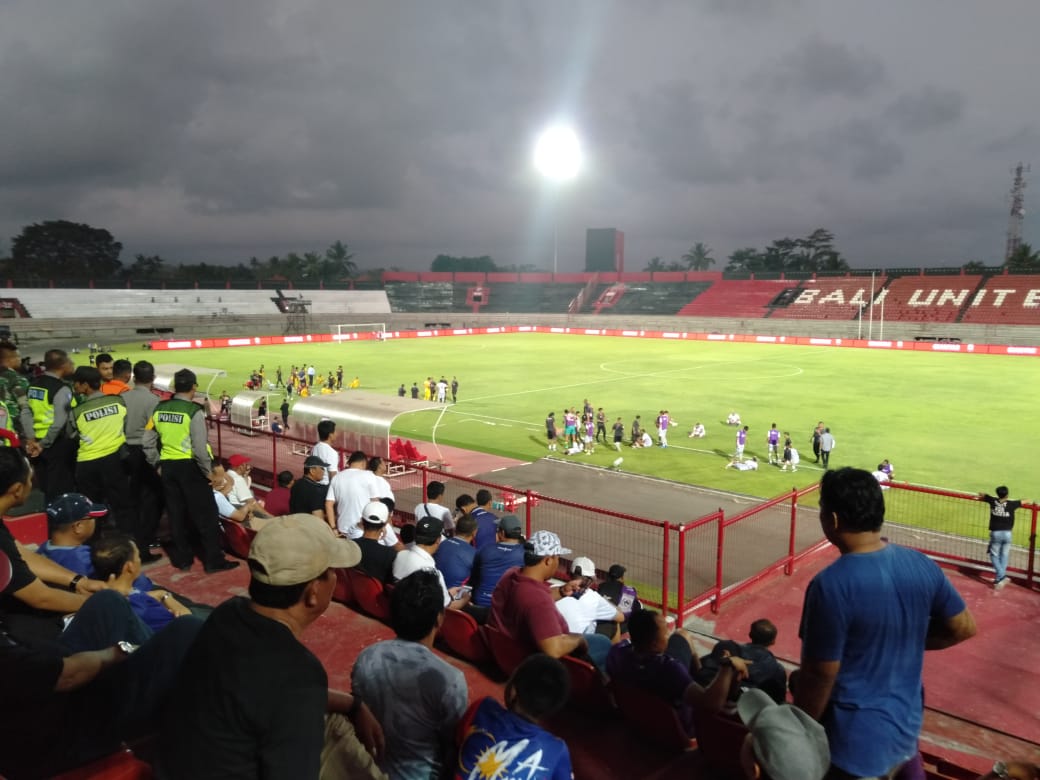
left=116, top=333, right=1035, bottom=499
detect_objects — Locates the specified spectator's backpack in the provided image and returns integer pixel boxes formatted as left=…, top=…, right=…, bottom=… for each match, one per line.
left=599, top=580, right=641, bottom=620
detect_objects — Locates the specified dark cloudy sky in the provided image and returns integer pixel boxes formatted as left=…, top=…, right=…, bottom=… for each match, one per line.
left=2, top=0, right=1037, bottom=272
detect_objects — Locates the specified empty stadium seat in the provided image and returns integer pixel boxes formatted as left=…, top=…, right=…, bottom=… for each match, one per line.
left=439, top=608, right=491, bottom=664
left=220, top=520, right=255, bottom=560
left=51, top=748, right=153, bottom=780
left=483, top=624, right=529, bottom=676
left=332, top=567, right=354, bottom=605
left=4, top=512, right=49, bottom=545
left=347, top=568, right=391, bottom=621
left=610, top=680, right=696, bottom=752
left=690, top=708, right=749, bottom=779
left=559, top=654, right=613, bottom=714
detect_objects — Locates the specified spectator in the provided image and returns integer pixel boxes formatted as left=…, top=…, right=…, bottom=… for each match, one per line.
left=143, top=368, right=238, bottom=573
left=606, top=609, right=749, bottom=738
left=392, top=516, right=469, bottom=611
left=979, top=486, right=1022, bottom=590
left=94, top=353, right=114, bottom=383
left=795, top=467, right=976, bottom=779
left=101, top=358, right=132, bottom=395
left=433, top=512, right=477, bottom=589
left=122, top=359, right=163, bottom=563
left=554, top=556, right=624, bottom=641
left=87, top=533, right=192, bottom=636
left=367, top=456, right=395, bottom=508
left=291, top=454, right=332, bottom=517
left=265, top=470, right=294, bottom=516
left=742, top=618, right=789, bottom=705
left=454, top=493, right=477, bottom=529
left=470, top=488, right=499, bottom=550
left=470, top=514, right=526, bottom=609
left=326, top=450, right=384, bottom=538
left=488, top=529, right=612, bottom=669
left=210, top=463, right=273, bottom=531
left=0, top=573, right=204, bottom=780
left=158, top=514, right=384, bottom=779
left=457, top=654, right=573, bottom=780
left=597, top=563, right=641, bottom=623
left=355, top=501, right=398, bottom=583
left=226, top=454, right=270, bottom=515
left=413, top=480, right=454, bottom=535
left=25, top=349, right=78, bottom=501
left=353, top=569, right=469, bottom=780
left=311, top=419, right=339, bottom=485
left=736, top=689, right=829, bottom=780
left=0, top=452, right=107, bottom=644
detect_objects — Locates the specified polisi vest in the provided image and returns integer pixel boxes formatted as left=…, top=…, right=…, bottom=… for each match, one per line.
left=151, top=398, right=203, bottom=461
left=27, top=374, right=68, bottom=440
left=73, top=394, right=127, bottom=461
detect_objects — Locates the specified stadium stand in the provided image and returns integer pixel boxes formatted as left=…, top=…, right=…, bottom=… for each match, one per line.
left=677, top=279, right=794, bottom=318
left=959, top=274, right=1040, bottom=325
left=876, top=274, right=983, bottom=323
left=769, top=276, right=888, bottom=321
left=384, top=281, right=465, bottom=313
left=596, top=281, right=713, bottom=316
left=478, top=282, right=587, bottom=314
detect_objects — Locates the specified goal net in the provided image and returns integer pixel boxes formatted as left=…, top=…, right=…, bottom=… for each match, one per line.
left=332, top=322, right=387, bottom=341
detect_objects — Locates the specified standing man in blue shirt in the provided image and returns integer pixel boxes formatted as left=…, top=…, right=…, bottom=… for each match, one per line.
left=470, top=489, right=499, bottom=550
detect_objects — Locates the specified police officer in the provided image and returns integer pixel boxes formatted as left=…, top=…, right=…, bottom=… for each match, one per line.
left=122, top=360, right=164, bottom=563
left=70, top=366, right=131, bottom=535
left=0, top=340, right=33, bottom=445
left=26, top=349, right=77, bottom=500
left=143, top=368, right=237, bottom=574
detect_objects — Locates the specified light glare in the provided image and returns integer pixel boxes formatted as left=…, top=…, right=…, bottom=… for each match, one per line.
left=533, top=126, right=582, bottom=182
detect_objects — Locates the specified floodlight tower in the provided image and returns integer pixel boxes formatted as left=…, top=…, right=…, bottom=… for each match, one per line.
left=534, top=125, right=583, bottom=274
left=1005, top=162, right=1029, bottom=261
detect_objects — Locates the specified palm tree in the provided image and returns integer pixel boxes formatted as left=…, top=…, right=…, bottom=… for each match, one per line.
left=1005, top=242, right=1040, bottom=272
left=682, top=242, right=715, bottom=270
left=643, top=257, right=667, bottom=272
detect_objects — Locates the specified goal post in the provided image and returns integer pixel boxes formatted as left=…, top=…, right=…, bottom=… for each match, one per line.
left=332, top=322, right=387, bottom=341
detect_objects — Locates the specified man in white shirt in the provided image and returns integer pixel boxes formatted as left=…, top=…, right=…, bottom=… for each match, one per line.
left=310, top=420, right=339, bottom=486
left=325, top=450, right=382, bottom=537
left=554, top=556, right=623, bottom=637
left=412, top=480, right=454, bottom=535
left=391, top=517, right=469, bottom=610
left=871, top=463, right=891, bottom=490
left=367, top=456, right=395, bottom=506
left=226, top=454, right=273, bottom=517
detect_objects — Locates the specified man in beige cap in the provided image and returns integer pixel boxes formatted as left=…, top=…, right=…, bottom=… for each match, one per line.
left=158, top=514, right=387, bottom=779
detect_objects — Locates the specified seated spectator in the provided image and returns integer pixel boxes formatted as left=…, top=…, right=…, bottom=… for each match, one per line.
left=607, top=609, right=749, bottom=738
left=413, top=480, right=454, bottom=535
left=226, top=454, right=272, bottom=517
left=454, top=493, right=476, bottom=529
left=158, top=514, right=384, bottom=779
left=0, top=574, right=204, bottom=779
left=392, top=517, right=470, bottom=611
left=86, top=533, right=192, bottom=635
left=353, top=570, right=469, bottom=779
left=725, top=456, right=759, bottom=471
left=265, top=470, right=294, bottom=516
left=290, top=455, right=332, bottom=517
left=457, top=654, right=573, bottom=780
left=688, top=422, right=706, bottom=438
left=742, top=618, right=789, bottom=705
left=737, top=689, right=829, bottom=780
left=488, top=529, right=612, bottom=670
left=211, top=464, right=273, bottom=531
left=355, top=501, right=398, bottom=583
left=555, top=556, right=624, bottom=642
left=433, top=513, right=477, bottom=589
left=597, top=563, right=642, bottom=623
left=470, top=514, right=526, bottom=609
left=470, top=489, right=499, bottom=550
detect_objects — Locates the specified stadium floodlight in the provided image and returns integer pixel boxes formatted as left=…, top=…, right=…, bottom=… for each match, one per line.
left=533, top=125, right=583, bottom=274
left=533, top=125, right=582, bottom=182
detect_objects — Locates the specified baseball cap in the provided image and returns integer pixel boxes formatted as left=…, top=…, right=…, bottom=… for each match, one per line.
left=47, top=493, right=108, bottom=529
left=571, top=556, right=596, bottom=577
left=737, top=689, right=829, bottom=780
left=360, top=500, right=389, bottom=525
left=608, top=564, right=626, bottom=579
left=526, top=530, right=571, bottom=557
left=228, top=454, right=251, bottom=469
left=414, top=516, right=444, bottom=545
left=303, top=455, right=330, bottom=468
left=248, top=513, right=361, bottom=586
left=498, top=514, right=523, bottom=538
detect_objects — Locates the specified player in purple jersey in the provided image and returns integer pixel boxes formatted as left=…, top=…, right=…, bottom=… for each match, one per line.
left=735, top=425, right=749, bottom=461
left=657, top=410, right=671, bottom=448
left=767, top=423, right=780, bottom=465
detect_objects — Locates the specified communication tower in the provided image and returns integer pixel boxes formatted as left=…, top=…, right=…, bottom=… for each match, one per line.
left=1005, top=162, right=1029, bottom=261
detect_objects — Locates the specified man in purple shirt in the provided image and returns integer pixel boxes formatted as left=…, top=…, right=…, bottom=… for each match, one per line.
left=736, top=425, right=749, bottom=462
left=767, top=424, right=780, bottom=465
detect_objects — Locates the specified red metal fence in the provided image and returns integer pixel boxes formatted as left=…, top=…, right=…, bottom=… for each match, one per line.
left=210, top=419, right=1039, bottom=622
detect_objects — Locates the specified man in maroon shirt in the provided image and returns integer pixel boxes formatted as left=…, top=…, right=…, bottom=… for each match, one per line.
left=488, top=529, right=611, bottom=669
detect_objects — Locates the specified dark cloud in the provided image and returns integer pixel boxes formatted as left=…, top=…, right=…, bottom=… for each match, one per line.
left=885, top=87, right=964, bottom=133
left=766, top=36, right=886, bottom=99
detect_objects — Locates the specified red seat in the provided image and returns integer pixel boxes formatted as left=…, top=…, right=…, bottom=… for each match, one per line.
left=691, top=708, right=749, bottom=779
left=332, top=567, right=354, bottom=605
left=3, top=511, right=49, bottom=545
left=220, top=520, right=255, bottom=560
left=610, top=679, right=696, bottom=751
left=52, top=748, right=153, bottom=780
left=403, top=440, right=427, bottom=462
left=347, top=568, right=391, bottom=621
left=559, top=654, right=613, bottom=713
left=483, top=624, right=530, bottom=676
left=439, top=608, right=490, bottom=664
left=390, top=438, right=407, bottom=461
